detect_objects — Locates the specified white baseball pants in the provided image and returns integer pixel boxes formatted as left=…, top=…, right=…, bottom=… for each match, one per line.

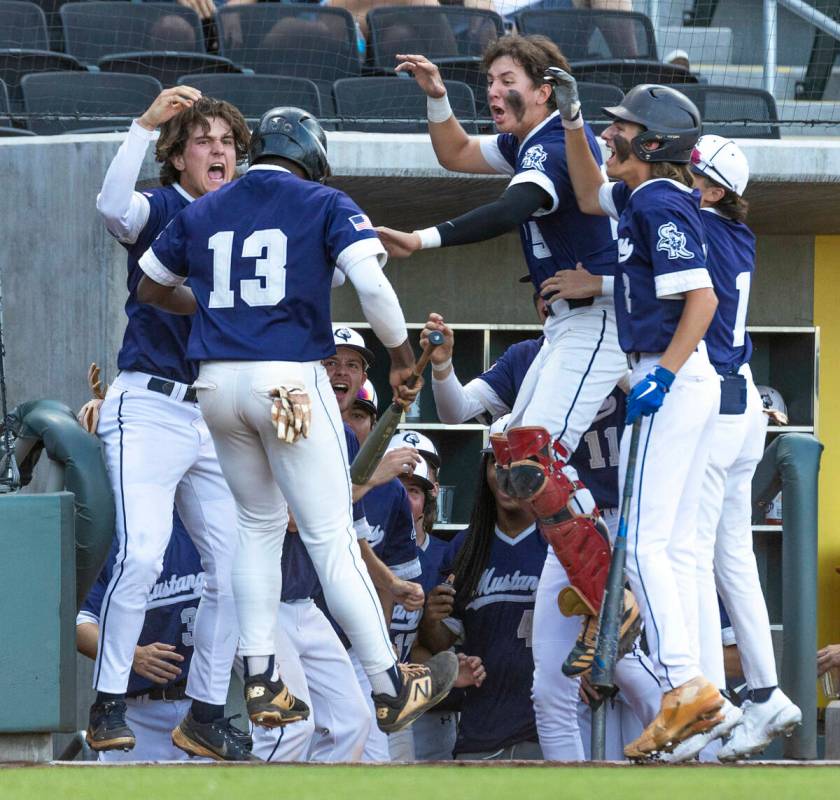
left=508, top=300, right=627, bottom=453
left=94, top=372, right=239, bottom=705
left=696, top=368, right=777, bottom=689
left=532, top=510, right=662, bottom=760
left=195, top=360, right=396, bottom=676
left=248, top=600, right=370, bottom=762
left=622, top=348, right=720, bottom=689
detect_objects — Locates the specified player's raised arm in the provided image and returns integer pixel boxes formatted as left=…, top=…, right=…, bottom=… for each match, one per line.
left=396, top=54, right=497, bottom=175
left=96, top=86, right=203, bottom=243
left=543, top=68, right=606, bottom=216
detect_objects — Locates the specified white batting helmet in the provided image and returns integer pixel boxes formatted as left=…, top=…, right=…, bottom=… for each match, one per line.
left=392, top=429, right=441, bottom=470
left=386, top=435, right=435, bottom=490
left=353, top=379, right=378, bottom=417
left=756, top=385, right=787, bottom=416
left=482, top=414, right=511, bottom=453
left=332, top=326, right=374, bottom=367
left=691, top=135, right=750, bottom=196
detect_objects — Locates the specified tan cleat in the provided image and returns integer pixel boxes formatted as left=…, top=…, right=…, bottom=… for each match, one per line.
left=244, top=674, right=310, bottom=729
left=624, top=676, right=726, bottom=760
left=561, top=588, right=643, bottom=678
left=373, top=651, right=459, bottom=734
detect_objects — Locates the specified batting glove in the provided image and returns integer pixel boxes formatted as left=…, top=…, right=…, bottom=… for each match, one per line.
left=625, top=365, right=675, bottom=424
left=543, top=67, right=582, bottom=126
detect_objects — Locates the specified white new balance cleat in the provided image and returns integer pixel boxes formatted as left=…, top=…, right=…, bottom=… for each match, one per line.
left=659, top=697, right=742, bottom=763
left=717, top=689, right=802, bottom=762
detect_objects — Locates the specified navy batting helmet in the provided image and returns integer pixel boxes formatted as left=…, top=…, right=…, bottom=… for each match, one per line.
left=602, top=84, right=701, bottom=164
left=249, top=106, right=330, bottom=183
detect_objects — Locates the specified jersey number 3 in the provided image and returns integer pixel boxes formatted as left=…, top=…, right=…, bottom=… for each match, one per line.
left=208, top=229, right=287, bottom=308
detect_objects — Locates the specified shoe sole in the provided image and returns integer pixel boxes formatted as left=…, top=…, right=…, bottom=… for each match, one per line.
left=718, top=707, right=802, bottom=762
left=249, top=708, right=309, bottom=729
left=660, top=706, right=743, bottom=763
left=171, top=726, right=223, bottom=761
left=378, top=661, right=459, bottom=734
left=626, top=703, right=725, bottom=760
left=85, top=730, right=135, bottom=752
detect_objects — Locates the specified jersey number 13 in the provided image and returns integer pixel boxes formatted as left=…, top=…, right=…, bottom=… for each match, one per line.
left=208, top=229, right=287, bottom=308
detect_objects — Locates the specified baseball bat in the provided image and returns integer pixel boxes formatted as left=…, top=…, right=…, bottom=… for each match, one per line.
left=350, top=330, right=445, bottom=485
left=590, top=418, right=642, bottom=692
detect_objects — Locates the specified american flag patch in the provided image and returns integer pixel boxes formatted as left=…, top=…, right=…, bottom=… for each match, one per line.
left=349, top=214, right=373, bottom=231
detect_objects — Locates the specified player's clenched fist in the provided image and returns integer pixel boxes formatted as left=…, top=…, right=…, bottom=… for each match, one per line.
left=421, top=313, right=454, bottom=368
left=394, top=54, right=447, bottom=99
left=375, top=226, right=422, bottom=259
left=424, top=580, right=456, bottom=623
left=625, top=365, right=675, bottom=424
left=390, top=579, right=425, bottom=612
left=137, top=86, right=203, bottom=132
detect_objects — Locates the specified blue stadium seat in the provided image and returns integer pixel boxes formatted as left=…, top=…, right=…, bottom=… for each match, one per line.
left=215, top=5, right=361, bottom=116
left=677, top=84, right=780, bottom=140
left=0, top=49, right=84, bottom=111
left=98, top=52, right=241, bottom=89
left=61, top=2, right=206, bottom=66
left=180, top=74, right=322, bottom=121
left=333, top=76, right=477, bottom=134
left=22, top=71, right=163, bottom=135
left=0, top=1, right=49, bottom=51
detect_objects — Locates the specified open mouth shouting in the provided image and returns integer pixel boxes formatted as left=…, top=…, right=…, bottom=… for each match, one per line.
left=208, top=162, right=226, bottom=184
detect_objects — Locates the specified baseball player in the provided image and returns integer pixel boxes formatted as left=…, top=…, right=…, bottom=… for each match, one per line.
left=248, top=522, right=371, bottom=762
left=420, top=431, right=544, bottom=760
left=379, top=36, right=639, bottom=683
left=422, top=307, right=660, bottom=759
left=685, top=136, right=800, bottom=761
left=550, top=70, right=729, bottom=758
left=136, top=106, right=457, bottom=740
left=89, top=87, right=258, bottom=760
left=77, top=514, right=254, bottom=760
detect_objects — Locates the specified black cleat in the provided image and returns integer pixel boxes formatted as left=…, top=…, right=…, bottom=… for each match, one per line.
left=373, top=651, right=459, bottom=734
left=244, top=674, right=310, bottom=729
left=86, top=699, right=136, bottom=752
left=171, top=712, right=260, bottom=762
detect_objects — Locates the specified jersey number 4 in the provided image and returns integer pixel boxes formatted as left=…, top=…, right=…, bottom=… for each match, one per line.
left=208, top=229, right=287, bottom=308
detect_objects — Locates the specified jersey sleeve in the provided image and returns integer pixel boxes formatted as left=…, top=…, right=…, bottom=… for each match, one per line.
left=139, top=212, right=189, bottom=286
left=344, top=425, right=367, bottom=525
left=479, top=133, right=517, bottom=176
left=599, top=181, right=630, bottom=221
left=77, top=540, right=118, bottom=624
left=508, top=140, right=566, bottom=216
left=644, top=204, right=711, bottom=297
left=478, top=345, right=524, bottom=409
left=385, top=488, right=422, bottom=580
left=328, top=192, right=387, bottom=275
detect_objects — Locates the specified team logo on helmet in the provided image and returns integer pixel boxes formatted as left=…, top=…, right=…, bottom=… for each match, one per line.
left=656, top=222, right=694, bottom=260
left=403, top=432, right=421, bottom=447
left=521, top=144, right=548, bottom=172
left=334, top=328, right=352, bottom=341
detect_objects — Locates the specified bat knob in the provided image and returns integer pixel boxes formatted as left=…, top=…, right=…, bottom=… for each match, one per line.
left=428, top=330, right=445, bottom=346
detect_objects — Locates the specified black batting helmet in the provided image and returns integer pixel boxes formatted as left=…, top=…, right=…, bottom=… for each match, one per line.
left=249, top=106, right=330, bottom=183
left=602, top=84, right=701, bottom=164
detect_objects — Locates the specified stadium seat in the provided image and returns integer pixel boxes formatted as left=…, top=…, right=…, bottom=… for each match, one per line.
left=577, top=81, right=624, bottom=133
left=0, top=125, right=35, bottom=136
left=98, top=52, right=241, bottom=90
left=0, top=77, right=13, bottom=127
left=333, top=76, right=477, bottom=134
left=514, top=8, right=658, bottom=61
left=21, top=71, right=163, bottom=135
left=0, top=1, right=49, bottom=51
left=677, top=85, right=780, bottom=140
left=215, top=5, right=360, bottom=116
left=0, top=49, right=84, bottom=111
left=570, top=60, right=697, bottom=92
left=179, top=74, right=322, bottom=120
left=366, top=6, right=503, bottom=68
left=61, top=2, right=206, bottom=66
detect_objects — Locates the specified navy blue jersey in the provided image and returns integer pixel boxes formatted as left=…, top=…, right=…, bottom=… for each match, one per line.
left=364, top=479, right=421, bottom=580
left=477, top=336, right=621, bottom=509
left=442, top=524, right=544, bottom=754
left=281, top=531, right=321, bottom=602
left=418, top=533, right=452, bottom=595
left=80, top=513, right=203, bottom=695
left=142, top=166, right=382, bottom=363
left=118, top=185, right=197, bottom=384
left=344, top=423, right=367, bottom=528
left=494, top=114, right=617, bottom=288
left=603, top=179, right=711, bottom=353
left=700, top=209, right=756, bottom=374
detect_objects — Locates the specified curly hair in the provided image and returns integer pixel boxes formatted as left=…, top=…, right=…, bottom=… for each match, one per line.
left=481, top=34, right=572, bottom=112
left=156, top=97, right=250, bottom=186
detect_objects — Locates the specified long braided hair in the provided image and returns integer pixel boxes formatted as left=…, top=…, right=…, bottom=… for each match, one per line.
left=452, top=453, right=498, bottom=608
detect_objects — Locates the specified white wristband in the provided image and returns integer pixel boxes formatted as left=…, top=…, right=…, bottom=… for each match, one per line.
left=562, top=112, right=584, bottom=130
left=431, top=357, right=452, bottom=374
left=427, top=94, right=453, bottom=124
left=415, top=227, right=442, bottom=250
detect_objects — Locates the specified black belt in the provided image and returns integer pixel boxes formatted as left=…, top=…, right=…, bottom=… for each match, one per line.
left=127, top=681, right=188, bottom=701
left=147, top=377, right=197, bottom=403
left=544, top=294, right=594, bottom=316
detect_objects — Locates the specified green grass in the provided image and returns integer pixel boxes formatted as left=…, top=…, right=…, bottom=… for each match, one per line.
left=2, top=765, right=839, bottom=800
